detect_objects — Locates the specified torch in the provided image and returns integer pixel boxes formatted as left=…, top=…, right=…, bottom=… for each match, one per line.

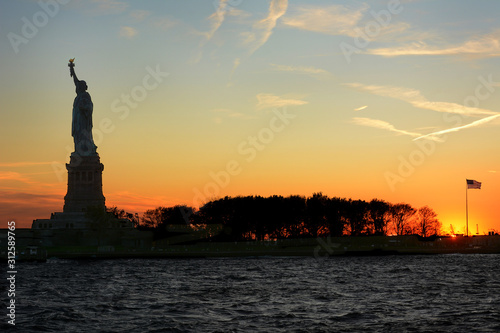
left=68, top=58, right=75, bottom=77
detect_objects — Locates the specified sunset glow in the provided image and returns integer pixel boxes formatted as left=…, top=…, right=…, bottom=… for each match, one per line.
left=1, top=1, right=499, bottom=232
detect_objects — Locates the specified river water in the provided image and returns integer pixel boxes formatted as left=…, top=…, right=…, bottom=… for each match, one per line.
left=2, top=254, right=499, bottom=332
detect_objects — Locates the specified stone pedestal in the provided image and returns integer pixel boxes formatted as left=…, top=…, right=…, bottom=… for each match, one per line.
left=63, top=154, right=105, bottom=212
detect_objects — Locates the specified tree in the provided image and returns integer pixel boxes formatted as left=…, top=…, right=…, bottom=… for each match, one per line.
left=126, top=213, right=140, bottom=228
left=283, top=195, right=307, bottom=238
left=306, top=193, right=328, bottom=237
left=141, top=207, right=165, bottom=228
left=345, top=200, right=369, bottom=236
left=139, top=195, right=442, bottom=241
left=389, top=203, right=416, bottom=235
left=325, top=197, right=346, bottom=236
left=416, top=206, right=441, bottom=237
left=106, top=206, right=140, bottom=227
left=161, top=205, right=195, bottom=225
left=106, top=206, right=127, bottom=219
left=195, top=198, right=235, bottom=241
left=368, top=199, right=390, bottom=235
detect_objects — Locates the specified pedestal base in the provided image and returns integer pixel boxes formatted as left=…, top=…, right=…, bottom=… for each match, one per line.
left=63, top=154, right=105, bottom=212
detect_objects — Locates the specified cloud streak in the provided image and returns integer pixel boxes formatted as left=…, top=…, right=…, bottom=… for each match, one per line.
left=0, top=161, right=62, bottom=167
left=256, top=93, right=307, bottom=110
left=212, top=108, right=256, bottom=123
left=195, top=0, right=244, bottom=63
left=367, top=31, right=500, bottom=57
left=242, top=0, right=288, bottom=55
left=0, top=190, right=63, bottom=227
left=204, top=0, right=229, bottom=41
left=281, top=4, right=366, bottom=37
left=281, top=4, right=416, bottom=43
left=413, top=114, right=500, bottom=141
left=352, top=117, right=422, bottom=139
left=354, top=105, right=368, bottom=111
left=345, top=83, right=498, bottom=116
left=120, top=26, right=138, bottom=38
left=270, top=63, right=330, bottom=78
left=0, top=171, right=34, bottom=184
left=348, top=83, right=500, bottom=139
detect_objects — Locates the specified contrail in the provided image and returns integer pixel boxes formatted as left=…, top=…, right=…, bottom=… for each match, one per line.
left=413, top=114, right=500, bottom=141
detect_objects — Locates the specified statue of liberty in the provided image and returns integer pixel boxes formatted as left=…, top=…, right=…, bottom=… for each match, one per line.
left=68, top=59, right=97, bottom=156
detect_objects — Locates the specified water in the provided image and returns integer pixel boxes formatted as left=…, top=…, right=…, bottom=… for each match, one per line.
left=2, top=254, right=499, bottom=332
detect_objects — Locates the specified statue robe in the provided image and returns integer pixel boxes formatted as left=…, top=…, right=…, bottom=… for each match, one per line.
left=72, top=90, right=96, bottom=155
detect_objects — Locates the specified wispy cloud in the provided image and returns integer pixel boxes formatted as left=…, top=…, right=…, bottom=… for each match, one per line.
left=367, top=31, right=500, bottom=57
left=120, top=26, right=138, bottom=38
left=241, top=0, right=288, bottom=55
left=193, top=0, right=235, bottom=64
left=281, top=4, right=366, bottom=37
left=204, top=0, right=229, bottom=41
left=0, top=171, right=33, bottom=184
left=129, top=9, right=151, bottom=22
left=413, top=114, right=500, bottom=141
left=0, top=161, right=62, bottom=167
left=345, top=83, right=498, bottom=116
left=352, top=117, right=422, bottom=139
left=197, top=0, right=249, bottom=42
left=256, top=93, right=307, bottom=110
left=354, top=105, right=368, bottom=111
left=212, top=108, right=256, bottom=123
left=348, top=83, right=500, bottom=140
left=0, top=190, right=62, bottom=204
left=0, top=190, right=64, bottom=227
left=270, top=63, right=330, bottom=78
left=281, top=4, right=415, bottom=43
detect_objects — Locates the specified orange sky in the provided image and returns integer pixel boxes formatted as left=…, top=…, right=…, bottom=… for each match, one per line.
left=1, top=1, right=499, bottom=233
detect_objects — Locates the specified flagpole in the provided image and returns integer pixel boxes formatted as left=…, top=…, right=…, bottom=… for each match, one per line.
left=465, top=179, right=469, bottom=237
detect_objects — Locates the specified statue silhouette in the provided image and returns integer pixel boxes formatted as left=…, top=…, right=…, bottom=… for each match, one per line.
left=69, top=60, right=97, bottom=156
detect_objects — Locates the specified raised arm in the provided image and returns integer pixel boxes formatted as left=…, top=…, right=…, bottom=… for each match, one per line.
left=70, top=66, right=79, bottom=86
left=68, top=58, right=79, bottom=86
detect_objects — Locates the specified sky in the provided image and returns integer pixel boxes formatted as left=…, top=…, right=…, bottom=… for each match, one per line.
left=1, top=0, right=500, bottom=233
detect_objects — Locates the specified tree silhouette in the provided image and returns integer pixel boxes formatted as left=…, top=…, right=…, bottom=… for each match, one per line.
left=141, top=207, right=164, bottom=229
left=136, top=195, right=442, bottom=242
left=325, top=197, right=346, bottom=236
left=368, top=199, right=390, bottom=235
left=306, top=193, right=328, bottom=237
left=106, top=206, right=140, bottom=227
left=389, top=203, right=416, bottom=235
left=345, top=200, right=368, bottom=236
left=416, top=206, right=441, bottom=237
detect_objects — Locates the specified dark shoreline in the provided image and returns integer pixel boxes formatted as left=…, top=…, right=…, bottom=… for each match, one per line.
left=3, top=234, right=498, bottom=261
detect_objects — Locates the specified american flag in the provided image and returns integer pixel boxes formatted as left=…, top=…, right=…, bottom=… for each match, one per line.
left=466, top=179, right=481, bottom=189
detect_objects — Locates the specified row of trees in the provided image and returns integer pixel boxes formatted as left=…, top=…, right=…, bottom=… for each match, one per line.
left=108, top=193, right=441, bottom=241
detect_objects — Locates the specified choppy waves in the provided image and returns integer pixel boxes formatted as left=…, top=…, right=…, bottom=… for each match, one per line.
left=2, top=254, right=500, bottom=332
